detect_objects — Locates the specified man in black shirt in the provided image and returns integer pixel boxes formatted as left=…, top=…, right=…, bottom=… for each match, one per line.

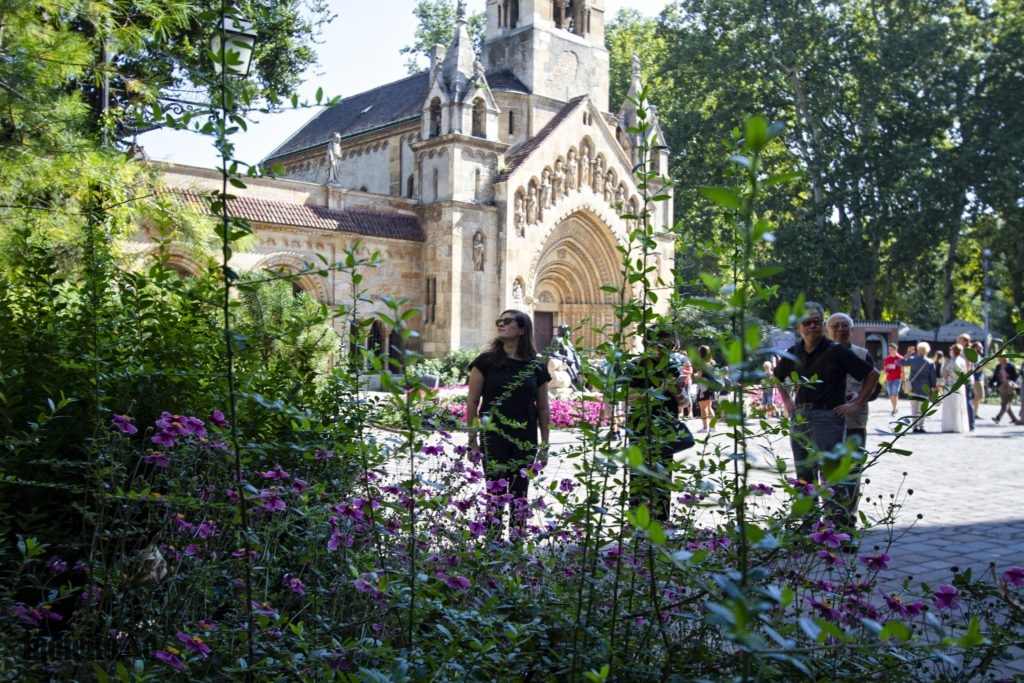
left=773, top=303, right=879, bottom=532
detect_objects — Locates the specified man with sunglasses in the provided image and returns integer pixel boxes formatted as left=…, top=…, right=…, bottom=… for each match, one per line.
left=773, top=303, right=879, bottom=537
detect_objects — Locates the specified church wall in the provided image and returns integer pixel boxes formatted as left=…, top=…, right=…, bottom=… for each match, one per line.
left=335, top=142, right=390, bottom=193
left=420, top=148, right=452, bottom=202
left=491, top=92, right=530, bottom=148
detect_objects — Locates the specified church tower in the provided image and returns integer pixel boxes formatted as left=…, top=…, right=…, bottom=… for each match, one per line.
left=483, top=0, right=609, bottom=112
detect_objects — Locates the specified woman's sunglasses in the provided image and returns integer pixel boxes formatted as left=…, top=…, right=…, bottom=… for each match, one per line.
left=495, top=317, right=518, bottom=327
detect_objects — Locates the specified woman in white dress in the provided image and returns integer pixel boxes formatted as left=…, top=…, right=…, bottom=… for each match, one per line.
left=941, top=343, right=970, bottom=433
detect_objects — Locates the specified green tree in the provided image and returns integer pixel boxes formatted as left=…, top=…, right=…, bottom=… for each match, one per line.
left=401, top=0, right=486, bottom=73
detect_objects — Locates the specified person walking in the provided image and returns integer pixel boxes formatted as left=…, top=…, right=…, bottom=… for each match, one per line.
left=773, top=303, right=879, bottom=534
left=883, top=343, right=903, bottom=416
left=971, top=340, right=986, bottom=420
left=466, top=309, right=551, bottom=533
left=825, top=312, right=875, bottom=532
left=990, top=356, right=1022, bottom=425
left=957, top=333, right=976, bottom=430
left=940, top=343, right=970, bottom=433
left=901, top=342, right=938, bottom=433
left=694, top=345, right=718, bottom=433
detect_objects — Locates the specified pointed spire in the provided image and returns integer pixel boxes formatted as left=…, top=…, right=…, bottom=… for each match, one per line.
left=441, top=1, right=479, bottom=101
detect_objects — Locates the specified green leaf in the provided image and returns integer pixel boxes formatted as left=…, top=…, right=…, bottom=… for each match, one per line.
left=699, top=186, right=743, bottom=210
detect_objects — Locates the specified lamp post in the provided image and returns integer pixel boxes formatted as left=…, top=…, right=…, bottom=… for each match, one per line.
left=212, top=15, right=257, bottom=77
left=982, top=248, right=993, bottom=350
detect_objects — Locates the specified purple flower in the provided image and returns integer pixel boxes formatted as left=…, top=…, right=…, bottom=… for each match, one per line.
left=181, top=416, right=207, bottom=437
left=882, top=592, right=925, bottom=618
left=156, top=412, right=189, bottom=435
left=10, top=604, right=62, bottom=628
left=196, top=619, right=217, bottom=632
left=558, top=478, right=575, bottom=493
left=436, top=572, right=471, bottom=592
left=805, top=596, right=842, bottom=621
left=933, top=584, right=960, bottom=610
left=749, top=483, right=774, bottom=495
left=1001, top=566, right=1024, bottom=587
left=859, top=553, right=891, bottom=571
left=261, top=465, right=290, bottom=480
left=112, top=415, right=138, bottom=435
left=81, top=585, right=101, bottom=604
left=282, top=573, right=306, bottom=595
left=150, top=432, right=177, bottom=448
left=468, top=520, right=488, bottom=538
left=486, top=478, right=508, bottom=494
left=290, top=478, right=308, bottom=494
left=817, top=550, right=844, bottom=567
left=45, top=556, right=68, bottom=574
left=208, top=410, right=228, bottom=428
left=787, top=477, right=818, bottom=496
left=154, top=647, right=186, bottom=670
left=259, top=489, right=286, bottom=512
left=421, top=444, right=444, bottom=455
left=144, top=451, right=171, bottom=468
left=196, top=520, right=217, bottom=539
left=176, top=632, right=211, bottom=657
left=808, top=522, right=851, bottom=549
left=314, top=449, right=333, bottom=460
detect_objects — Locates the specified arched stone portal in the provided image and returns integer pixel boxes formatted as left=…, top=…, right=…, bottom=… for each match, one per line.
left=531, top=211, right=623, bottom=352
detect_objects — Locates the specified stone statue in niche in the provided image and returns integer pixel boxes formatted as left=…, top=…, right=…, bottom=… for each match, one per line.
left=614, top=183, right=626, bottom=208
left=513, top=193, right=525, bottom=237
left=472, top=231, right=485, bottom=271
left=512, top=279, right=524, bottom=301
left=525, top=185, right=538, bottom=224
left=579, top=142, right=590, bottom=189
left=552, top=159, right=565, bottom=202
left=326, top=132, right=342, bottom=184
left=593, top=156, right=604, bottom=195
left=565, top=149, right=577, bottom=192
left=603, top=170, right=614, bottom=203
left=540, top=168, right=552, bottom=210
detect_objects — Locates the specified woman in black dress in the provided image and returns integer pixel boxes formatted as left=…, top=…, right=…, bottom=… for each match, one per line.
left=466, top=310, right=551, bottom=526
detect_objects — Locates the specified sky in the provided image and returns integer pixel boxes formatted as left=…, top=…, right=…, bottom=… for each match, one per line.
left=138, top=0, right=669, bottom=169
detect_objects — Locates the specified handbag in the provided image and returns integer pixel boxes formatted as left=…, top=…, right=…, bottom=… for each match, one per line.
left=667, top=420, right=696, bottom=452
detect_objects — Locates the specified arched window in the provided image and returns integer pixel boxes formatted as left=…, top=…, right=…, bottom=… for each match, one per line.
left=474, top=168, right=482, bottom=201
left=407, top=174, right=415, bottom=198
left=432, top=168, right=440, bottom=201
left=369, top=321, right=385, bottom=364
left=509, top=0, right=518, bottom=28
left=429, top=98, right=442, bottom=137
left=388, top=328, right=403, bottom=372
left=471, top=98, right=486, bottom=138
left=508, top=110, right=515, bottom=135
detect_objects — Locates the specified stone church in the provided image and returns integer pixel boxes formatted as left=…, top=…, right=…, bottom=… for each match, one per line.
left=155, top=0, right=675, bottom=361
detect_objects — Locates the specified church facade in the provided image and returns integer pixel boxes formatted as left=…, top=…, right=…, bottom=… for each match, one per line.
left=154, top=0, right=675, bottom=360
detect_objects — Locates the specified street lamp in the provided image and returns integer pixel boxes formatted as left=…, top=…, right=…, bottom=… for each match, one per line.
left=211, top=14, right=257, bottom=77
left=982, top=248, right=993, bottom=350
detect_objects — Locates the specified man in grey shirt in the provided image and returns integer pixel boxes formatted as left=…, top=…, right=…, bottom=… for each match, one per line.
left=900, top=342, right=937, bottom=433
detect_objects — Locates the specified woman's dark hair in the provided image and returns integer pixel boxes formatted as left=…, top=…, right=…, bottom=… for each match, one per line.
left=698, top=345, right=711, bottom=360
left=488, top=309, right=538, bottom=362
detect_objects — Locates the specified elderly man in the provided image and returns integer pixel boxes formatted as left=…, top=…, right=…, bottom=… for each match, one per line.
left=825, top=313, right=875, bottom=531
left=774, top=303, right=879, bottom=534
left=901, top=342, right=937, bottom=432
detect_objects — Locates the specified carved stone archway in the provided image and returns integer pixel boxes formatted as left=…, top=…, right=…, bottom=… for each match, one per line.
left=531, top=211, right=623, bottom=351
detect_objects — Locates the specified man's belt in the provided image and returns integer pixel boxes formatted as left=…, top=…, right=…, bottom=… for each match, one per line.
left=794, top=403, right=836, bottom=411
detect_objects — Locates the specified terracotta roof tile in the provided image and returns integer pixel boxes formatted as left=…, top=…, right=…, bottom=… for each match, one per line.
left=173, top=191, right=425, bottom=242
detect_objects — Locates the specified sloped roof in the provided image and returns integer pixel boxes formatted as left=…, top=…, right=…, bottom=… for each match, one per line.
left=173, top=191, right=425, bottom=241
left=265, top=71, right=429, bottom=162
left=264, top=69, right=530, bottom=164
left=494, top=96, right=588, bottom=181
